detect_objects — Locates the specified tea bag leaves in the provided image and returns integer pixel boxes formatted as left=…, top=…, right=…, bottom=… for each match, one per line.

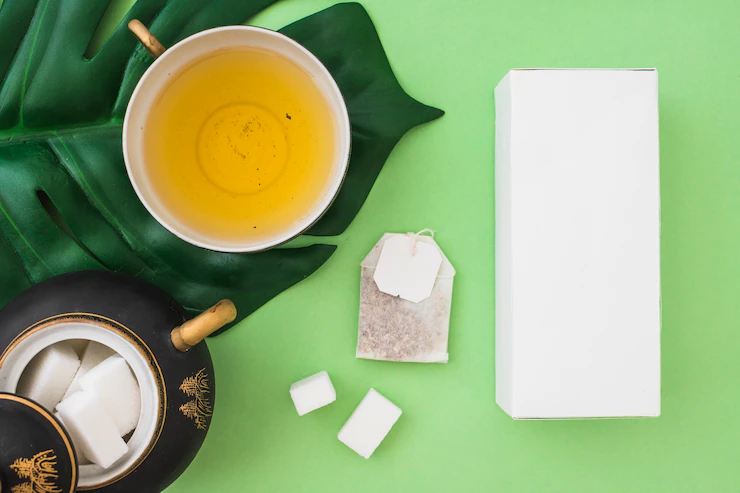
left=357, top=232, right=456, bottom=363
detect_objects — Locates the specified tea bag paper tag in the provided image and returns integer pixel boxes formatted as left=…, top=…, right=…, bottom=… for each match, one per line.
left=373, top=234, right=442, bottom=303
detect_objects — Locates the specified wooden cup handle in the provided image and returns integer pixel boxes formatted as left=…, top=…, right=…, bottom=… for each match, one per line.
left=171, top=300, right=237, bottom=352
left=128, top=19, right=166, bottom=59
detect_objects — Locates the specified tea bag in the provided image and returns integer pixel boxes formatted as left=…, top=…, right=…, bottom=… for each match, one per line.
left=357, top=231, right=456, bottom=363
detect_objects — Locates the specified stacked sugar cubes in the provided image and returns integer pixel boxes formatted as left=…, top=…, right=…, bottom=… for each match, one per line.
left=17, top=340, right=141, bottom=469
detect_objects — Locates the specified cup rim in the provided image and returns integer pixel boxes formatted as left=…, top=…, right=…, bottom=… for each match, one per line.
left=123, top=25, right=351, bottom=253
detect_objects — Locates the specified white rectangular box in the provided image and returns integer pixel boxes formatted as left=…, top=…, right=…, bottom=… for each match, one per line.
left=494, top=69, right=661, bottom=419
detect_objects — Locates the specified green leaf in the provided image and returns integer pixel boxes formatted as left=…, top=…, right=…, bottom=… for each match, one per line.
left=0, top=0, right=443, bottom=332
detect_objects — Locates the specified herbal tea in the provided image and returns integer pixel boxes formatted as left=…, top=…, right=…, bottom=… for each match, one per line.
left=143, top=47, right=338, bottom=244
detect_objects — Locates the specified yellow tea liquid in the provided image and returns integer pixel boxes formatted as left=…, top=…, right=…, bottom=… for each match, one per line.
left=143, top=47, right=337, bottom=244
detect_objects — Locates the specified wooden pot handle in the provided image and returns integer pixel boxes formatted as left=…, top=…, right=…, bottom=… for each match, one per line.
left=128, top=19, right=166, bottom=59
left=171, top=300, right=237, bottom=352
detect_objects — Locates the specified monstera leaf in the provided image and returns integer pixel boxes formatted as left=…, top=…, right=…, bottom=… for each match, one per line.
left=0, top=0, right=443, bottom=330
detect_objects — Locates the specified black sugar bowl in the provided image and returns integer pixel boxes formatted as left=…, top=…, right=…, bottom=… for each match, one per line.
left=0, top=271, right=235, bottom=493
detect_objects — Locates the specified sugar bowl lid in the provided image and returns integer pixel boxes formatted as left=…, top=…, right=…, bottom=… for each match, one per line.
left=0, top=393, right=77, bottom=493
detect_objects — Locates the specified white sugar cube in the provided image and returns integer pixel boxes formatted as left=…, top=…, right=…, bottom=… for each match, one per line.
left=63, top=342, right=116, bottom=400
left=68, top=339, right=89, bottom=356
left=290, top=371, right=336, bottom=416
left=79, top=355, right=141, bottom=436
left=17, top=342, right=80, bottom=411
left=56, top=391, right=128, bottom=468
left=54, top=411, right=92, bottom=465
left=338, top=389, right=402, bottom=459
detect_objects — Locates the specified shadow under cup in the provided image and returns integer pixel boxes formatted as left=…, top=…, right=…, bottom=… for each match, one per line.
left=124, top=26, right=351, bottom=253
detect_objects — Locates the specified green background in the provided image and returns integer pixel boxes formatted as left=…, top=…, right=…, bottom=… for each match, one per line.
left=99, top=0, right=738, bottom=491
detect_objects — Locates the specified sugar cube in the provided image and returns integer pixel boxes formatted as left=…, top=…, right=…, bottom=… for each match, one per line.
left=68, top=339, right=89, bottom=356
left=290, top=371, right=336, bottom=416
left=54, top=411, right=92, bottom=465
left=17, top=342, right=80, bottom=411
left=56, top=391, right=128, bottom=468
left=63, top=342, right=116, bottom=400
left=338, top=389, right=402, bottom=459
left=79, top=355, right=141, bottom=436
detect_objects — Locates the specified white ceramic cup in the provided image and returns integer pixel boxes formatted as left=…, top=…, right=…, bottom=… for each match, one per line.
left=123, top=25, right=351, bottom=253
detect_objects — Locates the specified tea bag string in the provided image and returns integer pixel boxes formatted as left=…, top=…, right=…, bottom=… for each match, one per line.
left=408, top=228, right=435, bottom=256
